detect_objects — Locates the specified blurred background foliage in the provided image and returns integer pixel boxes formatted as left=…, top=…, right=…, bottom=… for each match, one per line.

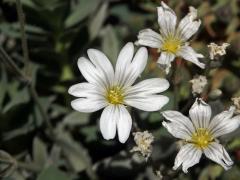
left=0, top=0, right=240, bottom=179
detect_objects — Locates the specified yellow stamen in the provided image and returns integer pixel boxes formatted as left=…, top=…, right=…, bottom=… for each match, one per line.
left=161, top=37, right=181, bottom=54
left=190, top=128, right=213, bottom=149
left=106, top=86, right=124, bottom=104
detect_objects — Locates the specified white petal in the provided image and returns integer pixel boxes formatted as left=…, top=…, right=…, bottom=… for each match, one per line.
left=182, top=146, right=202, bottom=173
left=173, top=144, right=202, bottom=173
left=157, top=52, right=175, bottom=66
left=120, top=47, right=148, bottom=87
left=189, top=98, right=212, bottom=129
left=87, top=49, right=114, bottom=87
left=177, top=45, right=205, bottom=69
left=162, top=121, right=192, bottom=140
left=157, top=2, right=177, bottom=37
left=77, top=57, right=107, bottom=89
left=136, top=29, right=162, bottom=48
left=100, top=105, right=117, bottom=140
left=209, top=106, right=240, bottom=137
left=162, top=111, right=195, bottom=138
left=115, top=42, right=134, bottom=86
left=203, top=142, right=233, bottom=170
left=209, top=106, right=235, bottom=130
left=178, top=17, right=201, bottom=41
left=125, top=78, right=169, bottom=96
left=71, top=97, right=106, bottom=113
left=68, top=82, right=104, bottom=97
left=116, top=105, right=132, bottom=143
left=125, top=95, right=169, bottom=112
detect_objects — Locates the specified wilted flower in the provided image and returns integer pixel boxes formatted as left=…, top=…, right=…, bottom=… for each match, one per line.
left=68, top=42, right=169, bottom=143
left=232, top=97, right=240, bottom=114
left=208, top=42, right=230, bottom=60
left=162, top=98, right=240, bottom=173
left=136, top=2, right=205, bottom=73
left=190, top=75, right=207, bottom=95
left=131, top=131, right=154, bottom=160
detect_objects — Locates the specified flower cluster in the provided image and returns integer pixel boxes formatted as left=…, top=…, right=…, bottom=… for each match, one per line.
left=208, top=42, right=230, bottom=60
left=68, top=1, right=240, bottom=174
left=131, top=131, right=154, bottom=160
left=190, top=75, right=208, bottom=95
left=232, top=97, right=240, bottom=114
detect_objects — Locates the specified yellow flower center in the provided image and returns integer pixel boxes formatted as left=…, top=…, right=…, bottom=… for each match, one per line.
left=106, top=86, right=124, bottom=104
left=161, top=37, right=181, bottom=54
left=190, top=128, right=213, bottom=149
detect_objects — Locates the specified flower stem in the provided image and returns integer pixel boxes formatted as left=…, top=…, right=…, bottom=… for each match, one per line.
left=173, top=59, right=182, bottom=110
left=16, top=0, right=30, bottom=75
left=0, top=47, right=30, bottom=84
left=15, top=0, right=55, bottom=138
left=201, top=58, right=212, bottom=99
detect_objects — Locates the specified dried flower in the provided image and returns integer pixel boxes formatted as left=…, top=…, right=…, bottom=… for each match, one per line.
left=190, top=75, right=207, bottom=95
left=131, top=131, right=154, bottom=160
left=232, top=97, right=240, bottom=114
left=208, top=42, right=230, bottom=60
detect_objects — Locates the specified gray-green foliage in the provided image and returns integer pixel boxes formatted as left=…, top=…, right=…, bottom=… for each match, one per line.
left=0, top=0, right=240, bottom=179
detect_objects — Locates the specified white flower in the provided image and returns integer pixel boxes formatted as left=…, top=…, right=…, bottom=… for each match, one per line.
left=131, top=131, right=154, bottom=160
left=162, top=98, right=240, bottom=173
left=208, top=42, right=230, bottom=60
left=136, top=2, right=205, bottom=72
left=190, top=75, right=207, bottom=95
left=68, top=42, right=169, bottom=143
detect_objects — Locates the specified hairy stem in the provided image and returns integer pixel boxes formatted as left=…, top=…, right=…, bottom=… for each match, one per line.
left=201, top=58, right=212, bottom=99
left=15, top=0, right=55, bottom=137
left=0, top=47, right=30, bottom=84
left=16, top=0, right=30, bottom=75
left=173, top=59, right=181, bottom=110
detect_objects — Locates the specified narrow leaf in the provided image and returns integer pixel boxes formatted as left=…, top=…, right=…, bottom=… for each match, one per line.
left=65, top=0, right=100, bottom=28
left=88, top=2, right=108, bottom=40
left=101, top=25, right=119, bottom=65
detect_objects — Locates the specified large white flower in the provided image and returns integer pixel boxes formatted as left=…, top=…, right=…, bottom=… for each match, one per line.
left=68, top=42, right=170, bottom=143
left=162, top=98, right=240, bottom=173
left=136, top=1, right=205, bottom=72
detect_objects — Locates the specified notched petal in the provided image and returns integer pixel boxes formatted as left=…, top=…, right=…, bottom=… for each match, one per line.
left=173, top=144, right=202, bottom=173
left=204, top=142, right=233, bottom=170
left=189, top=98, right=212, bottom=128
left=136, top=28, right=162, bottom=48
